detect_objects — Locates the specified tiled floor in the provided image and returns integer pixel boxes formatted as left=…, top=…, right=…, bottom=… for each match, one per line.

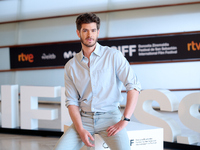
left=0, top=133, right=181, bottom=150
left=0, top=103, right=199, bottom=150
left=0, top=133, right=58, bottom=150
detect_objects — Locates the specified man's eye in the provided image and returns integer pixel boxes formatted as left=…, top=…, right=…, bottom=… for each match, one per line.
left=92, top=29, right=96, bottom=32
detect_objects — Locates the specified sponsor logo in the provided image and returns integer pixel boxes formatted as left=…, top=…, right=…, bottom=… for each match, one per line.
left=63, top=51, right=76, bottom=59
left=18, top=53, right=34, bottom=63
left=187, top=41, right=200, bottom=51
left=41, top=53, right=56, bottom=60
left=111, top=45, right=136, bottom=57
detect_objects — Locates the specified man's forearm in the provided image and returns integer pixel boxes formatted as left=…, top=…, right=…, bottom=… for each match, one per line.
left=123, top=89, right=139, bottom=119
left=106, top=89, right=139, bottom=136
left=68, top=105, right=83, bottom=132
left=68, top=105, right=95, bottom=147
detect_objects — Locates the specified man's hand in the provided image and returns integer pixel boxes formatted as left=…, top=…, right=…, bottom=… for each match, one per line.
left=68, top=105, right=95, bottom=147
left=78, top=128, right=95, bottom=147
left=106, top=120, right=128, bottom=137
left=106, top=89, right=139, bottom=137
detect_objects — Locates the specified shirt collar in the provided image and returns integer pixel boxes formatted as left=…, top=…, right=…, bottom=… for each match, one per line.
left=93, top=42, right=102, bottom=57
left=77, top=42, right=102, bottom=62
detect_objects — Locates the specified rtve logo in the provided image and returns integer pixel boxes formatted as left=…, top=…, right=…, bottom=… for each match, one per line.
left=187, top=41, right=200, bottom=51
left=18, top=53, right=34, bottom=63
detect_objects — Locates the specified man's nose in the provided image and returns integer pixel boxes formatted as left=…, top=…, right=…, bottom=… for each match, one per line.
left=88, top=31, right=92, bottom=36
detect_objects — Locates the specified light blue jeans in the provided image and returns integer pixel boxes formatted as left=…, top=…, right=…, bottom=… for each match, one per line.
left=54, top=109, right=131, bottom=150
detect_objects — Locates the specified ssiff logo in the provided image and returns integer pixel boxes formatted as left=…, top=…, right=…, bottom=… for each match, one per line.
left=130, top=139, right=134, bottom=146
left=18, top=53, right=34, bottom=63
left=187, top=41, right=200, bottom=51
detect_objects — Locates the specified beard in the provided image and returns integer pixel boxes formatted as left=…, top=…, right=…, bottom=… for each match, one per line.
left=80, top=36, right=98, bottom=48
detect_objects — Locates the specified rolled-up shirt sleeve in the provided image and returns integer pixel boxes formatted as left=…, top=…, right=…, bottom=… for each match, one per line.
left=115, top=50, right=142, bottom=92
left=64, top=65, right=79, bottom=107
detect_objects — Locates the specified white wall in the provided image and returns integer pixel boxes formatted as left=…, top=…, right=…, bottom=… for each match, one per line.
left=0, top=0, right=200, bottom=103
left=1, top=0, right=200, bottom=22
left=1, top=1, right=200, bottom=45
left=0, top=48, right=10, bottom=70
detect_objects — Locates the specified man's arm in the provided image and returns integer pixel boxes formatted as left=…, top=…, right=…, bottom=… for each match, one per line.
left=123, top=89, right=139, bottom=119
left=106, top=89, right=139, bottom=136
left=68, top=105, right=94, bottom=147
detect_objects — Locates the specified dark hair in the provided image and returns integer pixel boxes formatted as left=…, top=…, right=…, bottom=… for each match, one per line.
left=76, top=13, right=100, bottom=31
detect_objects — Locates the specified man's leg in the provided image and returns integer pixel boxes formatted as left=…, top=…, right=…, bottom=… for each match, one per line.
left=99, top=128, right=130, bottom=150
left=94, top=109, right=131, bottom=150
left=54, top=124, right=84, bottom=150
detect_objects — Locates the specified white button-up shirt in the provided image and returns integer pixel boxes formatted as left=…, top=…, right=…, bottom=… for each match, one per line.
left=65, top=42, right=141, bottom=112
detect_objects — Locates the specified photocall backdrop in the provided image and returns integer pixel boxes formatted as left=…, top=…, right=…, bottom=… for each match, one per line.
left=10, top=32, right=200, bottom=69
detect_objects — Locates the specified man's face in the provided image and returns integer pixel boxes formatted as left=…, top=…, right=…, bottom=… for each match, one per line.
left=77, top=23, right=100, bottom=48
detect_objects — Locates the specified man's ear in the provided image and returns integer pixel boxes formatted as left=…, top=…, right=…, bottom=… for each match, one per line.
left=76, top=29, right=80, bottom=38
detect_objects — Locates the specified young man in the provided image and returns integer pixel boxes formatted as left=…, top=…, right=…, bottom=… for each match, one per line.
left=54, top=13, right=141, bottom=150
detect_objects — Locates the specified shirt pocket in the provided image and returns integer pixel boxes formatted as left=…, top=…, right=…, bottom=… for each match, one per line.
left=96, top=69, right=114, bottom=87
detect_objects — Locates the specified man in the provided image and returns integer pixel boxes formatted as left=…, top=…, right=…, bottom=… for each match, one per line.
left=54, top=13, right=141, bottom=150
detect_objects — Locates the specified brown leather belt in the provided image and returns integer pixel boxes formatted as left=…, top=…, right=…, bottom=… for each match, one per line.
left=81, top=110, right=106, bottom=115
